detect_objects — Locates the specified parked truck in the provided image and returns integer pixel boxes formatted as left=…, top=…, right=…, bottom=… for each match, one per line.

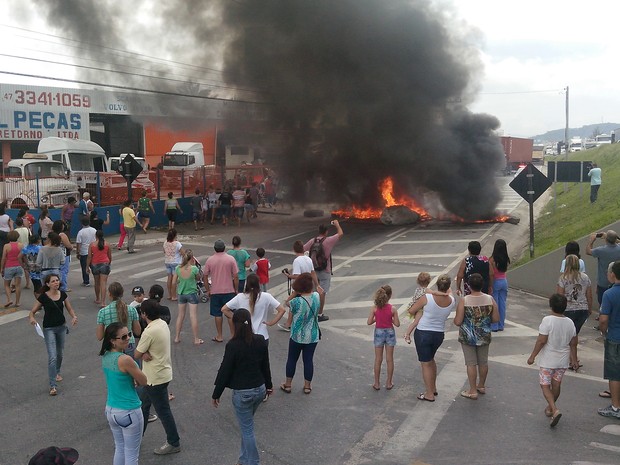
left=2, top=153, right=80, bottom=208
left=500, top=136, right=533, bottom=175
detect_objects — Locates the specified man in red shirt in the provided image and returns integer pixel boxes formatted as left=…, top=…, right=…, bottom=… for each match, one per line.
left=204, top=239, right=239, bottom=342
left=304, top=220, right=344, bottom=321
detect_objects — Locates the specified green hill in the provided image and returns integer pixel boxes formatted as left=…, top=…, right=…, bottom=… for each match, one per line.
left=518, top=144, right=620, bottom=264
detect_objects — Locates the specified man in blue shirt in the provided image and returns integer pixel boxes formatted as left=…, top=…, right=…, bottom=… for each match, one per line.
left=598, top=261, right=620, bottom=418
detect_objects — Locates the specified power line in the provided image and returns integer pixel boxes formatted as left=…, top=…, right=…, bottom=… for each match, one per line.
left=0, top=23, right=227, bottom=76
left=0, top=53, right=267, bottom=95
left=0, top=70, right=270, bottom=106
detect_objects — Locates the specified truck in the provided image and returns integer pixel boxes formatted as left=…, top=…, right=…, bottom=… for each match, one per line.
left=500, top=136, right=533, bottom=175
left=569, top=137, right=583, bottom=152
left=2, top=153, right=80, bottom=208
left=162, top=142, right=205, bottom=169
left=109, top=155, right=149, bottom=173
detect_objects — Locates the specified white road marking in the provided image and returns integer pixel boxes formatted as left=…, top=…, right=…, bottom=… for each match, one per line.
left=386, top=227, right=407, bottom=238
left=0, top=310, right=30, bottom=325
left=589, top=442, right=620, bottom=453
left=389, top=239, right=473, bottom=244
left=273, top=230, right=315, bottom=243
left=601, top=425, right=620, bottom=436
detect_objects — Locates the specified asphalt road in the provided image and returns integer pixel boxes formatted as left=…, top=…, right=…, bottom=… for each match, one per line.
left=1, top=176, right=618, bottom=465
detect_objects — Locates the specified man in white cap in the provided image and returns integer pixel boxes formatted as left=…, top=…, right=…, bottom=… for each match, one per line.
left=204, top=239, right=238, bottom=342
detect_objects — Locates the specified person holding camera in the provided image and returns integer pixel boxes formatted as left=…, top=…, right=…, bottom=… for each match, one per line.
left=587, top=163, right=602, bottom=204
left=303, top=220, right=344, bottom=321
left=586, top=230, right=620, bottom=305
left=280, top=241, right=321, bottom=331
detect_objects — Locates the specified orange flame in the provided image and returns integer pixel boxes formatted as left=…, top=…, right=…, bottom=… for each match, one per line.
left=332, top=177, right=431, bottom=220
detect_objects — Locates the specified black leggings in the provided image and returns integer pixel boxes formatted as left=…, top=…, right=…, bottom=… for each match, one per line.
left=285, top=339, right=318, bottom=381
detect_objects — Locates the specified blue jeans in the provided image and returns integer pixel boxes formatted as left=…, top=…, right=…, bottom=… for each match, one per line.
left=232, top=385, right=266, bottom=465
left=285, top=339, right=318, bottom=381
left=60, top=255, right=70, bottom=291
left=140, top=382, right=180, bottom=447
left=491, top=278, right=508, bottom=331
left=79, top=254, right=89, bottom=285
left=43, top=325, right=66, bottom=388
left=105, top=406, right=144, bottom=465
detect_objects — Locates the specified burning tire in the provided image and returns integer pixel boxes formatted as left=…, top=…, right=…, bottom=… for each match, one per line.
left=303, top=209, right=324, bottom=218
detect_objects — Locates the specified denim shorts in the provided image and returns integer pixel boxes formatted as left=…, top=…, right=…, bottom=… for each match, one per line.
left=374, top=328, right=396, bottom=347
left=564, top=309, right=589, bottom=334
left=90, top=263, right=111, bottom=276
left=178, top=293, right=199, bottom=304
left=3, top=266, right=24, bottom=281
left=414, top=329, right=445, bottom=362
left=604, top=339, right=620, bottom=381
left=210, top=292, right=236, bottom=317
left=165, top=263, right=179, bottom=275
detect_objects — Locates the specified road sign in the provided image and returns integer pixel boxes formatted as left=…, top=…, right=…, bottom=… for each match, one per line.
left=509, top=163, right=552, bottom=204
left=508, top=163, right=552, bottom=259
left=117, top=154, right=143, bottom=201
left=547, top=161, right=592, bottom=182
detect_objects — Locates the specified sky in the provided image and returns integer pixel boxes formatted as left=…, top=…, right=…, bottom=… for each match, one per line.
left=1, top=0, right=619, bottom=138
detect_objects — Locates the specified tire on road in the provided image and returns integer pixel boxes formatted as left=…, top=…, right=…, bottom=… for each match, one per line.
left=303, top=209, right=324, bottom=218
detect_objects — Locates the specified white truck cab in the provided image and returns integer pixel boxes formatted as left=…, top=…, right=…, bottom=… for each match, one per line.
left=162, top=142, right=205, bottom=169
left=38, top=137, right=109, bottom=172
left=109, top=154, right=149, bottom=172
left=3, top=154, right=80, bottom=208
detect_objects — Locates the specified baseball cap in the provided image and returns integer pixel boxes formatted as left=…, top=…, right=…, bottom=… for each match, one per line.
left=132, top=286, right=144, bottom=295
left=29, top=446, right=79, bottom=465
left=214, top=239, right=226, bottom=252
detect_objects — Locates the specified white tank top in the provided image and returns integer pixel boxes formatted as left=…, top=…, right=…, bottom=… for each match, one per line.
left=417, top=294, right=456, bottom=332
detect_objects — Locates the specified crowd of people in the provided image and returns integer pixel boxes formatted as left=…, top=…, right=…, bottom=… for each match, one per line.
left=13, top=191, right=620, bottom=463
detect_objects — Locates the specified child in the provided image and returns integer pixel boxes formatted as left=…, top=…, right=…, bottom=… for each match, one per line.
left=22, top=234, right=42, bottom=294
left=367, top=285, right=400, bottom=391
left=404, top=272, right=432, bottom=344
left=251, top=247, right=271, bottom=291
left=129, top=285, right=146, bottom=310
left=527, top=294, right=578, bottom=427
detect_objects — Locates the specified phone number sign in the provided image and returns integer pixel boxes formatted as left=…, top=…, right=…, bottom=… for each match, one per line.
left=1, top=85, right=92, bottom=140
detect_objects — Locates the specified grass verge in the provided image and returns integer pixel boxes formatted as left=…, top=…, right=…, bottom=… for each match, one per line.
left=514, top=144, right=620, bottom=267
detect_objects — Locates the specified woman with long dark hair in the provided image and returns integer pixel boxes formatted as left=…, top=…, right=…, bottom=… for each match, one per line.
left=212, top=309, right=272, bottom=465
left=100, top=322, right=147, bottom=465
left=280, top=272, right=321, bottom=395
left=87, top=230, right=112, bottom=306
left=38, top=205, right=53, bottom=245
left=559, top=241, right=585, bottom=273
left=490, top=239, right=510, bottom=331
left=222, top=273, right=287, bottom=345
left=28, top=273, right=78, bottom=396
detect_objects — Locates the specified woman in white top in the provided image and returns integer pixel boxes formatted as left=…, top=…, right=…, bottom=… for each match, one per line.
left=222, top=273, right=286, bottom=343
left=407, top=274, right=456, bottom=402
left=163, top=228, right=184, bottom=301
left=38, top=206, right=54, bottom=245
left=0, top=204, right=12, bottom=233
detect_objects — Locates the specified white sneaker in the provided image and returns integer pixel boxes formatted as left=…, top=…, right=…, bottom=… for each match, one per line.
left=277, top=323, right=291, bottom=332
left=147, top=414, right=158, bottom=423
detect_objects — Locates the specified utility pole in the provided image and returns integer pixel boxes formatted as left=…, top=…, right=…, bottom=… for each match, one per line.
left=564, top=86, right=569, bottom=160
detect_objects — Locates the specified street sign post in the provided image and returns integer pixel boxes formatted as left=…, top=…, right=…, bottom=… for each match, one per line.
left=509, top=163, right=552, bottom=258
left=117, top=154, right=143, bottom=201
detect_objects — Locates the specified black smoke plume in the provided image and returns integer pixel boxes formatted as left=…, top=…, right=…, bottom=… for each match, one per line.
left=217, top=0, right=504, bottom=219
left=33, top=0, right=504, bottom=220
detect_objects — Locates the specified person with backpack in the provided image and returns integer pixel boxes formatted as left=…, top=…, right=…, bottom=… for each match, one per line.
left=303, top=219, right=344, bottom=321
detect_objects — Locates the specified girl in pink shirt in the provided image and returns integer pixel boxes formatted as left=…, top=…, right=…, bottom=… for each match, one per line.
left=367, top=285, right=400, bottom=391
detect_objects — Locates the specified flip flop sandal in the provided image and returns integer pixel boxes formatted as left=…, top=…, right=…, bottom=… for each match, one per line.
left=460, top=390, right=478, bottom=400
left=280, top=383, right=291, bottom=394
left=303, top=387, right=312, bottom=394
left=372, top=385, right=380, bottom=391
left=550, top=411, right=562, bottom=427
left=599, top=390, right=612, bottom=398
left=417, top=393, right=435, bottom=402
